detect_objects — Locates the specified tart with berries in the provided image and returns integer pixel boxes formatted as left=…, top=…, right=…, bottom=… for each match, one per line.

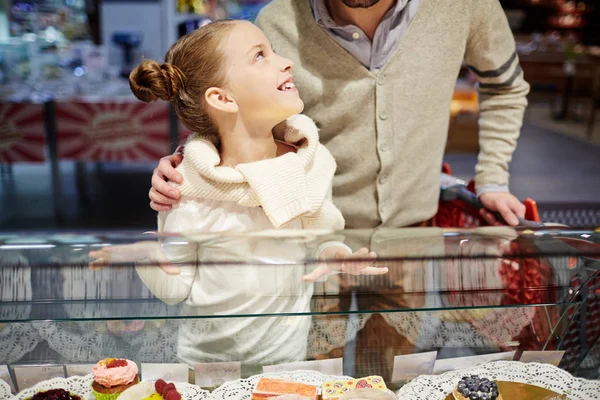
left=146, top=379, right=182, bottom=400
left=453, top=375, right=502, bottom=400
left=118, top=379, right=183, bottom=400
left=91, top=358, right=140, bottom=400
left=26, top=388, right=83, bottom=400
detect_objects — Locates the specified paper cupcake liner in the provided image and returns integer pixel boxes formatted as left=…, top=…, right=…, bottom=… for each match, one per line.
left=90, top=386, right=124, bottom=400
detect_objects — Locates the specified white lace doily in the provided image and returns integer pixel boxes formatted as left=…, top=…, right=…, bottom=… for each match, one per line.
left=209, top=370, right=352, bottom=400
left=33, top=319, right=179, bottom=364
left=383, top=307, right=535, bottom=348
left=307, top=314, right=370, bottom=358
left=0, top=323, right=41, bottom=365
left=0, top=260, right=38, bottom=365
left=396, top=361, right=600, bottom=400
left=14, top=374, right=209, bottom=400
left=16, top=374, right=93, bottom=399
left=0, top=379, right=13, bottom=400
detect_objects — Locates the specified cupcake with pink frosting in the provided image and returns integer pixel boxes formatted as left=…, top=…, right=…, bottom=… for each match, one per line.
left=91, top=358, right=140, bottom=400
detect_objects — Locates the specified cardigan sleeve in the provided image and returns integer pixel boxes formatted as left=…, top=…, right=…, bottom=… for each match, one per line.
left=463, top=0, right=530, bottom=191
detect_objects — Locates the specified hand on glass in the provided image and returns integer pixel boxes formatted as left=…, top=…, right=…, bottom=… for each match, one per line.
left=303, top=247, right=386, bottom=282
left=479, top=192, right=526, bottom=226
left=149, top=146, right=184, bottom=212
left=88, top=241, right=181, bottom=275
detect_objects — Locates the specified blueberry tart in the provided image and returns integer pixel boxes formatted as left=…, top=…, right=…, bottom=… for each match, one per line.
left=453, top=375, right=502, bottom=400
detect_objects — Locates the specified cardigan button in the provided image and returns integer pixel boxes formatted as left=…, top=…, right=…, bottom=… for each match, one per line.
left=379, top=111, right=388, bottom=120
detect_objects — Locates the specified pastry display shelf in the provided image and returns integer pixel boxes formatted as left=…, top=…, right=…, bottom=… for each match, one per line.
left=0, top=227, right=599, bottom=395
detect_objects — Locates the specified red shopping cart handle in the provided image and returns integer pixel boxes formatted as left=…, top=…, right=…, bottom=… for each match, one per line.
left=440, top=173, right=545, bottom=228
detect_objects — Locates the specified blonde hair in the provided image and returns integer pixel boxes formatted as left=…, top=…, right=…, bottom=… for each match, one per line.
left=129, top=20, right=236, bottom=148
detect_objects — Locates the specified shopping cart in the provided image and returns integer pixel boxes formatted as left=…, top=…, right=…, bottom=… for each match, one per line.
left=435, top=163, right=600, bottom=374
left=435, top=163, right=541, bottom=228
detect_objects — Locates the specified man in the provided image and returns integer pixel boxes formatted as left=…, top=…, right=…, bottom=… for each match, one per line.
left=150, top=0, right=529, bottom=228
left=148, top=0, right=529, bottom=377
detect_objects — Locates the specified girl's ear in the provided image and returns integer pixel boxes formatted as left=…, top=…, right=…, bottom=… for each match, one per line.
left=205, top=87, right=239, bottom=113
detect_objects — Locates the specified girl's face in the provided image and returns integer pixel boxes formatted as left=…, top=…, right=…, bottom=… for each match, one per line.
left=222, top=21, right=304, bottom=126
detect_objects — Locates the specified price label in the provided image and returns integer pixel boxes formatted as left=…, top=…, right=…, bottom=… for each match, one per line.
left=65, top=364, right=95, bottom=377
left=13, top=365, right=65, bottom=391
left=194, top=362, right=241, bottom=388
left=392, top=351, right=437, bottom=383
left=519, top=351, right=565, bottom=367
left=263, top=358, right=343, bottom=376
left=142, top=363, right=190, bottom=383
left=433, top=352, right=516, bottom=374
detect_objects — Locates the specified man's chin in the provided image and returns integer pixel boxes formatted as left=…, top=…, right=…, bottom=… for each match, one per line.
left=339, top=0, right=381, bottom=8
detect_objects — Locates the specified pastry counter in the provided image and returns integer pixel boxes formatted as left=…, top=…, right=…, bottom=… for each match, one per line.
left=0, top=226, right=599, bottom=399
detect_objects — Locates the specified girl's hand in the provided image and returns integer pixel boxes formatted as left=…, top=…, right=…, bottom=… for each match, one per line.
left=88, top=241, right=181, bottom=275
left=303, top=247, right=386, bottom=282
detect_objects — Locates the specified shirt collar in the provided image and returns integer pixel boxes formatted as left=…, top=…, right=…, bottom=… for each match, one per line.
left=311, top=0, right=410, bottom=29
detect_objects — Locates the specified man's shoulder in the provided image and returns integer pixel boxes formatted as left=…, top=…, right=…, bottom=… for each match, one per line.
left=257, top=0, right=296, bottom=19
left=256, top=0, right=306, bottom=32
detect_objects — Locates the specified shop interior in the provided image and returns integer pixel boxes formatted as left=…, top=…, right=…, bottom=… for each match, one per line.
left=0, top=1, right=600, bottom=399
left=0, top=0, right=599, bottom=229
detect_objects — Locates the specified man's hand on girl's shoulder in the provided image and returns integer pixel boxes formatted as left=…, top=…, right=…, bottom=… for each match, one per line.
left=150, top=146, right=185, bottom=212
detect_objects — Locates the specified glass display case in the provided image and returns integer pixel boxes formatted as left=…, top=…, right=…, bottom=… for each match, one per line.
left=0, top=226, right=599, bottom=399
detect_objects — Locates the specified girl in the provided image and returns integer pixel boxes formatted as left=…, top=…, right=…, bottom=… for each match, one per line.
left=125, top=19, right=386, bottom=367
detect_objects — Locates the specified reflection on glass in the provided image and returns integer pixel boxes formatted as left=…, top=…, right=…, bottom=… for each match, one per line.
left=90, top=232, right=356, bottom=367
left=0, top=252, right=40, bottom=365
left=0, top=227, right=598, bottom=381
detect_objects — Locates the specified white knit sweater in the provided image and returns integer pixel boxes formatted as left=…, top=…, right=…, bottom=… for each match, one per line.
left=140, top=115, right=348, bottom=365
left=157, top=114, right=345, bottom=232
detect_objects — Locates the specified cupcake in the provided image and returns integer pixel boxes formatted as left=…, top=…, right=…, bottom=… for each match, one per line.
left=91, top=358, right=140, bottom=400
left=27, top=389, right=82, bottom=400
left=453, top=375, right=502, bottom=400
